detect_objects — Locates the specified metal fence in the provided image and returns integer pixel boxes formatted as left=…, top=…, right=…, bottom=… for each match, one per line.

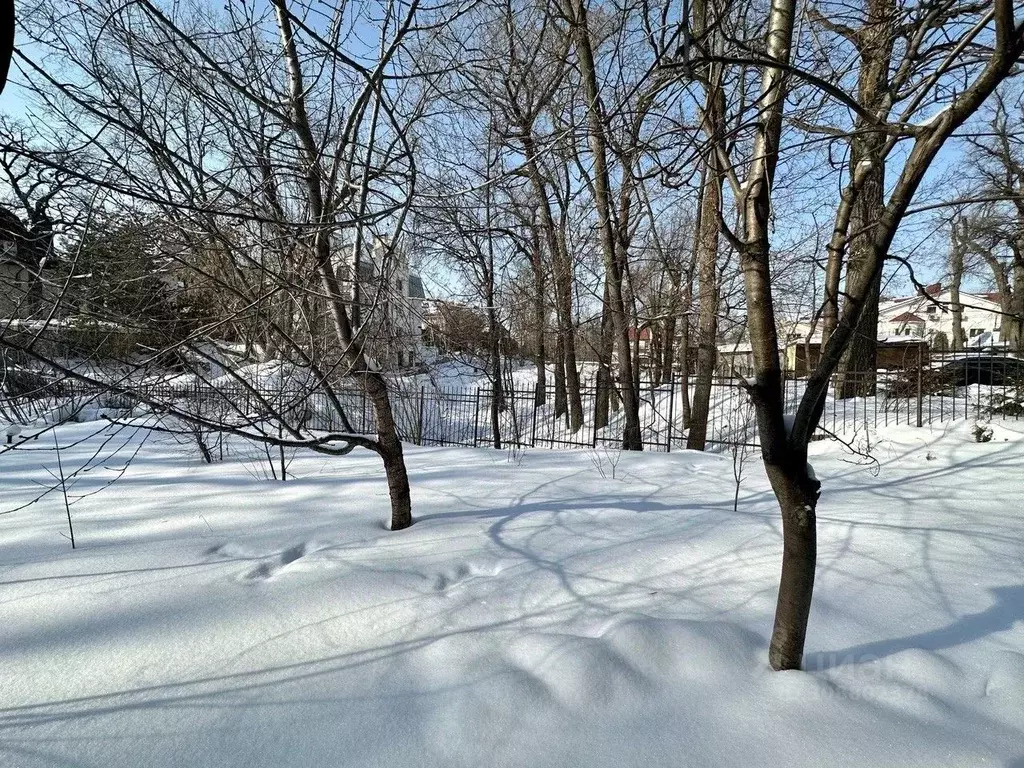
left=5, top=351, right=1021, bottom=454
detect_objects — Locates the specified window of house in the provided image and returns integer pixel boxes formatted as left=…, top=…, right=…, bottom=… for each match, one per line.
left=969, top=328, right=984, bottom=337
left=926, top=305, right=937, bottom=314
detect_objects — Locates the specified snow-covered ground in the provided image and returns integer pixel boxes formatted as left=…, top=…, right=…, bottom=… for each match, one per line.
left=2, top=419, right=1023, bottom=767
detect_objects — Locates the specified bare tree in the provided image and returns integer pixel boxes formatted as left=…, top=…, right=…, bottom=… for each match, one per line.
left=6, top=0, right=462, bottom=530
left=963, top=91, right=1024, bottom=350
left=681, top=0, right=1024, bottom=670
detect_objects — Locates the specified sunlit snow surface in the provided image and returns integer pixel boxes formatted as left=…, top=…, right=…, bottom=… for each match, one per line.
left=2, top=419, right=1023, bottom=767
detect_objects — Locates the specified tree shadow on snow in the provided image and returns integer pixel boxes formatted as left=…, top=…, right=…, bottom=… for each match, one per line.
left=808, top=585, right=1024, bottom=670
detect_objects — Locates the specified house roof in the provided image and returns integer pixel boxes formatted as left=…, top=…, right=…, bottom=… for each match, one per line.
left=889, top=312, right=925, bottom=323
left=883, top=286, right=1001, bottom=312
left=627, top=326, right=652, bottom=341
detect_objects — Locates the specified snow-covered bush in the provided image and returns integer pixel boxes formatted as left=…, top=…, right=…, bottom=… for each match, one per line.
left=971, top=423, right=994, bottom=443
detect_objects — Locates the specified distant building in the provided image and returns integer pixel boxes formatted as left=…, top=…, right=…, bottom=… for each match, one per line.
left=421, top=298, right=515, bottom=358
left=0, top=208, right=46, bottom=319
left=783, top=338, right=929, bottom=377
left=332, top=236, right=425, bottom=370
left=878, top=283, right=1003, bottom=347
left=769, top=282, right=1005, bottom=361
left=608, top=326, right=654, bottom=368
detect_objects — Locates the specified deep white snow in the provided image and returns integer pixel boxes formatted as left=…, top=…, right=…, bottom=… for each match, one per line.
left=1, top=419, right=1023, bottom=767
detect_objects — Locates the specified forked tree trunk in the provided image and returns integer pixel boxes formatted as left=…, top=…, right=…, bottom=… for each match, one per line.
left=739, top=0, right=1021, bottom=674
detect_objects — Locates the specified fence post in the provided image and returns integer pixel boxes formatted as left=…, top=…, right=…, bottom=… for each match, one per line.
left=916, top=344, right=923, bottom=428
left=472, top=387, right=482, bottom=447
left=416, top=386, right=425, bottom=446
left=665, top=372, right=674, bottom=452
left=530, top=388, right=538, bottom=447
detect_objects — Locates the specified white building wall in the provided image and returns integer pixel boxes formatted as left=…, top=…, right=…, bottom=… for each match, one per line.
left=878, top=289, right=1003, bottom=345
left=332, top=236, right=424, bottom=369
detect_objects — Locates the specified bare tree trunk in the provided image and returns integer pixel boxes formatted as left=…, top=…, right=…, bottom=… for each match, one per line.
left=487, top=300, right=503, bottom=449
left=695, top=0, right=1021, bottom=674
left=518, top=130, right=584, bottom=431
left=659, top=267, right=682, bottom=384
left=660, top=315, right=676, bottom=384
left=529, top=222, right=547, bottom=406
left=679, top=325, right=692, bottom=427
left=554, top=333, right=567, bottom=420
left=273, top=0, right=412, bottom=530
left=764, top=452, right=819, bottom=670
left=595, top=282, right=613, bottom=431
left=950, top=223, right=967, bottom=351
left=742, top=232, right=820, bottom=670
left=1008, top=238, right=1024, bottom=350
left=680, top=269, right=693, bottom=427
left=836, top=0, right=893, bottom=398
left=983, top=251, right=1017, bottom=347
left=363, top=370, right=413, bottom=530
left=687, top=162, right=722, bottom=451
left=821, top=250, right=841, bottom=345
left=651, top=313, right=665, bottom=387
left=732, top=0, right=814, bottom=671
left=555, top=239, right=586, bottom=431
left=484, top=144, right=504, bottom=449
left=567, top=0, right=641, bottom=450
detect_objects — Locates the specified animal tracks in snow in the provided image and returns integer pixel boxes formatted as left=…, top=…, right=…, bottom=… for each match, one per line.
left=206, top=541, right=331, bottom=582
left=430, top=559, right=506, bottom=593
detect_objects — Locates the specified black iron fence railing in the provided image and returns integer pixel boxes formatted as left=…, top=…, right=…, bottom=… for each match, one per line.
left=3, top=351, right=1021, bottom=454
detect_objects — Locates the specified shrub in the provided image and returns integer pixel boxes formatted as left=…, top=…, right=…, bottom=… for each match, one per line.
left=971, top=423, right=994, bottom=443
